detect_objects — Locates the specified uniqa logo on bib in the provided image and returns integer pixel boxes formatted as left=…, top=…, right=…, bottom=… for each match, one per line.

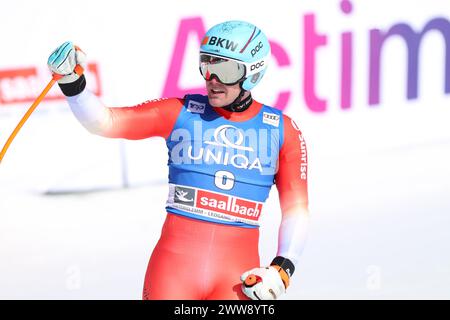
left=204, top=125, right=254, bottom=151
left=170, top=124, right=265, bottom=172
left=191, top=125, right=262, bottom=172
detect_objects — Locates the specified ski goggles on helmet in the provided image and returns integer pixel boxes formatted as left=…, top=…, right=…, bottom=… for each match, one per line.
left=199, top=53, right=265, bottom=85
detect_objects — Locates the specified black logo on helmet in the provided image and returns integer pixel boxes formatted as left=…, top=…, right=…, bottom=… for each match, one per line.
left=250, top=61, right=265, bottom=71
left=208, top=36, right=239, bottom=52
left=251, top=41, right=263, bottom=57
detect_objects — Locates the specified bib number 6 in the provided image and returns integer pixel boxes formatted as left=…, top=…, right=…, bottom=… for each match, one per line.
left=214, top=170, right=235, bottom=190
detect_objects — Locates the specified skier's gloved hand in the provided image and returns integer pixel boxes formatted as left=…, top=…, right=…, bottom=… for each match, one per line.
left=240, top=256, right=294, bottom=300
left=47, top=41, right=86, bottom=84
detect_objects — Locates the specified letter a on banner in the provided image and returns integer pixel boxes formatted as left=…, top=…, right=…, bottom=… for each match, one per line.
left=162, top=17, right=207, bottom=98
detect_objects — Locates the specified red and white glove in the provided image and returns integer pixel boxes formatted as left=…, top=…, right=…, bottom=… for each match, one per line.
left=240, top=256, right=294, bottom=300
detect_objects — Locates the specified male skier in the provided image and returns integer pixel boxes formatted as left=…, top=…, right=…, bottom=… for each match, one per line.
left=47, top=20, right=309, bottom=300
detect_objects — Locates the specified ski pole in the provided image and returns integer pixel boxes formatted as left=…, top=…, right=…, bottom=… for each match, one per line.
left=0, top=73, right=62, bottom=164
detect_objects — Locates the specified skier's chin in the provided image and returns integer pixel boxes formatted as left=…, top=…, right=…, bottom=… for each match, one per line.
left=208, top=95, right=230, bottom=108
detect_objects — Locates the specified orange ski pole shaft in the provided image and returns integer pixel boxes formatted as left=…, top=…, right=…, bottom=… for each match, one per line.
left=0, top=74, right=61, bottom=164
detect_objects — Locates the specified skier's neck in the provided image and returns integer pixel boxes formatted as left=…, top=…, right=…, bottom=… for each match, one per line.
left=222, top=93, right=253, bottom=113
left=213, top=98, right=262, bottom=122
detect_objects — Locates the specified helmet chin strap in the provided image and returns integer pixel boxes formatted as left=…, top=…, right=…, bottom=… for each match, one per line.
left=222, top=82, right=253, bottom=112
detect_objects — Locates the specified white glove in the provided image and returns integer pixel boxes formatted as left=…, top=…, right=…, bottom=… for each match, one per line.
left=240, top=266, right=288, bottom=300
left=47, top=41, right=86, bottom=83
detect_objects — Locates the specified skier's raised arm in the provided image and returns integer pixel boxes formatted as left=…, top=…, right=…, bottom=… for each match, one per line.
left=48, top=41, right=183, bottom=140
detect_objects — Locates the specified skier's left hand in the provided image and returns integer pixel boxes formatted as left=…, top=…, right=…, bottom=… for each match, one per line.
left=240, top=265, right=289, bottom=300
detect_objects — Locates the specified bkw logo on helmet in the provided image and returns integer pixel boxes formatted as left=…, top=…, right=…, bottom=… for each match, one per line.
left=202, top=36, right=239, bottom=52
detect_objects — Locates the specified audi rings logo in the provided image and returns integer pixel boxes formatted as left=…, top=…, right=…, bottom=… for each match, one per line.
left=205, top=125, right=254, bottom=152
